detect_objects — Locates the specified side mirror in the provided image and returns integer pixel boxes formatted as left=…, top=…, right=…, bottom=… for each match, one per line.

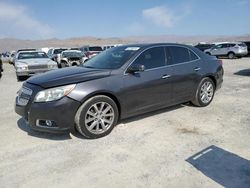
left=127, top=64, right=145, bottom=74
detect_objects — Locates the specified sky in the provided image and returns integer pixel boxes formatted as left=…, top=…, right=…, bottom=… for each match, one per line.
left=0, top=0, right=249, bottom=39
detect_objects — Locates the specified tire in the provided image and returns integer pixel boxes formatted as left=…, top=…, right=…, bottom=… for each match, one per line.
left=191, top=77, right=215, bottom=107
left=60, top=62, right=67, bottom=68
left=75, top=95, right=119, bottom=139
left=17, top=75, right=25, bottom=81
left=228, top=52, right=235, bottom=59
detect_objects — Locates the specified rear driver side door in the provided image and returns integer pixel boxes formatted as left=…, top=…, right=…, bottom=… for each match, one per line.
left=167, top=46, right=201, bottom=103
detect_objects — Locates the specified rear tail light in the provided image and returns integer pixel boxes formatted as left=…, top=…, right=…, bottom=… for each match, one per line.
left=86, top=52, right=95, bottom=58
left=218, top=59, right=223, bottom=65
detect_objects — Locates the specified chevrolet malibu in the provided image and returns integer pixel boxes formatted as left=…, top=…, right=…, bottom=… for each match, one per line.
left=15, top=43, right=223, bottom=139
left=15, top=51, right=58, bottom=81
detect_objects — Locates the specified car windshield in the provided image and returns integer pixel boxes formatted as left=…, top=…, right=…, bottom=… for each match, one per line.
left=238, top=43, right=247, bottom=47
left=54, top=49, right=67, bottom=54
left=18, top=52, right=48, bottom=59
left=62, top=51, right=83, bottom=58
left=82, top=46, right=140, bottom=69
left=89, top=46, right=103, bottom=51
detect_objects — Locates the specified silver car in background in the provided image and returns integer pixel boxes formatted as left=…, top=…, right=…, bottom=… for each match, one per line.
left=15, top=51, right=58, bottom=81
left=204, top=42, right=248, bottom=59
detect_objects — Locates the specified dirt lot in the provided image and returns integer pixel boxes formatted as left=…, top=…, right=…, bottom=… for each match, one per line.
left=0, top=58, right=249, bottom=188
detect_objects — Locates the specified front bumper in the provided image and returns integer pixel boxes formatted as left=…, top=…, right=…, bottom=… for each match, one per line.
left=215, top=66, right=224, bottom=90
left=15, top=84, right=81, bottom=133
left=16, top=68, right=57, bottom=76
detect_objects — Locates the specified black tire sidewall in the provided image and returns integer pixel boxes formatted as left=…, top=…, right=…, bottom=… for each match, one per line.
left=195, top=78, right=215, bottom=107
left=76, top=96, right=119, bottom=139
left=228, top=52, right=235, bottom=59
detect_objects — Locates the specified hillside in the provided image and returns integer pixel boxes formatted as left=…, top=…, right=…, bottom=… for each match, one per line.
left=1, top=35, right=250, bottom=52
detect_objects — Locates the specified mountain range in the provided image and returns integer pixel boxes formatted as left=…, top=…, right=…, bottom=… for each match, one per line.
left=1, top=34, right=250, bottom=52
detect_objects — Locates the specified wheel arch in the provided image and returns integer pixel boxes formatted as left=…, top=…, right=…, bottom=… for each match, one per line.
left=203, top=74, right=217, bottom=89
left=80, top=91, right=122, bottom=120
left=227, top=51, right=235, bottom=55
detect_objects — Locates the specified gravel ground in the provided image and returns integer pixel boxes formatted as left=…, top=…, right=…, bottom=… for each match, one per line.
left=0, top=58, right=249, bottom=188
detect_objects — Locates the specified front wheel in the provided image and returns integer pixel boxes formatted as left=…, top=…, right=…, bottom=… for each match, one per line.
left=192, top=77, right=215, bottom=107
left=75, top=95, right=119, bottom=139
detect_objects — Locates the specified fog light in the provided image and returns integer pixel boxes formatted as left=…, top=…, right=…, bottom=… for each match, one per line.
left=36, top=119, right=57, bottom=128
left=45, top=120, right=53, bottom=127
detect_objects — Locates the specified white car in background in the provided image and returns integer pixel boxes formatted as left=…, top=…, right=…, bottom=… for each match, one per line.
left=60, top=50, right=88, bottom=67
left=204, top=42, right=248, bottom=59
left=15, top=51, right=58, bottom=81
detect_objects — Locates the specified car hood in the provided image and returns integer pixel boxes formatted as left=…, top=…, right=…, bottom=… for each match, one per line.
left=27, top=66, right=111, bottom=88
left=16, top=58, right=55, bottom=65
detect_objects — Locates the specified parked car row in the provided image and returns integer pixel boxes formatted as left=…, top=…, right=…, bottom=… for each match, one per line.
left=6, top=46, right=100, bottom=80
left=194, top=41, right=249, bottom=59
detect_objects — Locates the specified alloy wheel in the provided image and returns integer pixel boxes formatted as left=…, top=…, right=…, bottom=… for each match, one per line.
left=85, top=102, right=115, bottom=134
left=200, top=81, right=214, bottom=104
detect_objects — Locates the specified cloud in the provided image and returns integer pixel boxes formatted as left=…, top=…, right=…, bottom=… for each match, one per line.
left=0, top=2, right=54, bottom=39
left=142, top=5, right=191, bottom=29
left=142, top=6, right=176, bottom=28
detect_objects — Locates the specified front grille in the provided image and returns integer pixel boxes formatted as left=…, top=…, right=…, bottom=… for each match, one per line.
left=68, top=57, right=81, bottom=61
left=28, top=65, right=48, bottom=70
left=17, top=86, right=32, bottom=106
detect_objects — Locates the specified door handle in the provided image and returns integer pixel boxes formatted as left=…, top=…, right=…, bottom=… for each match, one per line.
left=194, top=67, right=201, bottom=71
left=162, top=75, right=171, bottom=79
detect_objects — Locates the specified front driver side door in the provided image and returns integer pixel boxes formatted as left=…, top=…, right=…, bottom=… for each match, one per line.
left=122, top=46, right=173, bottom=116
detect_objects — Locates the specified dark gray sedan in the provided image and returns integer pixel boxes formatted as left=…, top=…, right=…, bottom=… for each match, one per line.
left=15, top=43, right=223, bottom=139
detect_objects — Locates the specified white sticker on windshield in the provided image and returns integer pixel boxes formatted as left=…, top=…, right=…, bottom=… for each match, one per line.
left=125, top=47, right=140, bottom=51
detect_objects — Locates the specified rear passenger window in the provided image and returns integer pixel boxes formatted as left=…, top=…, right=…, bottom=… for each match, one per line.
left=132, top=47, right=166, bottom=70
left=168, top=46, right=198, bottom=64
left=168, top=46, right=199, bottom=64
left=189, top=50, right=199, bottom=61
left=221, top=44, right=228, bottom=48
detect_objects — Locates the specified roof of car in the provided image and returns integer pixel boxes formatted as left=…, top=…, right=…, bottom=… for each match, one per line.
left=17, top=50, right=45, bottom=54
left=213, top=41, right=244, bottom=45
left=62, top=50, right=82, bottom=53
left=120, top=43, right=194, bottom=49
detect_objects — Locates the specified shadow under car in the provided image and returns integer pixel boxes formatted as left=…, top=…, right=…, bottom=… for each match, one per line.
left=234, top=69, right=250, bottom=76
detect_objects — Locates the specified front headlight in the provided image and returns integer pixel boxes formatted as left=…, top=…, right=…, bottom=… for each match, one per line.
left=16, top=65, right=28, bottom=71
left=34, top=84, right=76, bottom=102
left=48, top=64, right=58, bottom=69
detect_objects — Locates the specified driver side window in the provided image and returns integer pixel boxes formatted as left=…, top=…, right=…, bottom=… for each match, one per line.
left=215, top=44, right=223, bottom=49
left=132, top=47, right=166, bottom=70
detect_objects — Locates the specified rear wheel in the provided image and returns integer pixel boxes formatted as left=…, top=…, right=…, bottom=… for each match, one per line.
left=192, top=77, right=215, bottom=107
left=60, top=61, right=68, bottom=68
left=75, top=95, right=119, bottom=139
left=16, top=75, right=27, bottom=82
left=228, top=52, right=235, bottom=59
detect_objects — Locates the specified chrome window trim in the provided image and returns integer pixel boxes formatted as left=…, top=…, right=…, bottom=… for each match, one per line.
left=124, top=44, right=201, bottom=75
